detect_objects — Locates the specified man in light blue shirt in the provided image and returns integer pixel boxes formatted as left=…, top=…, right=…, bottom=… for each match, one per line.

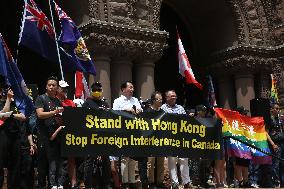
left=161, top=90, right=191, bottom=189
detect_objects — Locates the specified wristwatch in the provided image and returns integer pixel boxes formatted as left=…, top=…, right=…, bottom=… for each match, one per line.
left=10, top=113, right=14, bottom=118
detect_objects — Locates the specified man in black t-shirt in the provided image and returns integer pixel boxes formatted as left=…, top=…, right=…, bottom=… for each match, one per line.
left=82, top=82, right=112, bottom=189
left=35, top=76, right=64, bottom=189
left=0, top=87, right=27, bottom=189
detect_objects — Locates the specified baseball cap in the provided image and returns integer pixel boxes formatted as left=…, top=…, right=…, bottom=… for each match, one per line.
left=91, top=81, right=102, bottom=91
left=59, top=80, right=69, bottom=88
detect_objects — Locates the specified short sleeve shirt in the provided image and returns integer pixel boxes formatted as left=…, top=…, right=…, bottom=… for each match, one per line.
left=35, top=94, right=62, bottom=141
left=112, top=95, right=142, bottom=111
left=161, top=103, right=186, bottom=115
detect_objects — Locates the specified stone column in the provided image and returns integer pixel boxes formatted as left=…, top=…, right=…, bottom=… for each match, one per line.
left=91, top=55, right=111, bottom=103
left=111, top=58, right=133, bottom=102
left=234, top=73, right=255, bottom=112
left=134, top=60, right=155, bottom=100
left=216, top=75, right=236, bottom=109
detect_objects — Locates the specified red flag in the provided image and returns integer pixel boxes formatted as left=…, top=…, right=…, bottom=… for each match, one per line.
left=177, top=29, right=203, bottom=90
left=75, top=71, right=90, bottom=99
left=0, top=120, right=4, bottom=127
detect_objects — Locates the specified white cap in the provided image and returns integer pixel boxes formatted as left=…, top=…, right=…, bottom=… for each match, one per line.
left=73, top=98, right=84, bottom=107
left=59, top=80, right=69, bottom=88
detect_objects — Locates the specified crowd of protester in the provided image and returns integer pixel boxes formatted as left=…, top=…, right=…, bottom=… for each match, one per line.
left=0, top=76, right=283, bottom=189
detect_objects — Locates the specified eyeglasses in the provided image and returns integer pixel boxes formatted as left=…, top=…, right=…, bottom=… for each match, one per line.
left=154, top=98, right=163, bottom=102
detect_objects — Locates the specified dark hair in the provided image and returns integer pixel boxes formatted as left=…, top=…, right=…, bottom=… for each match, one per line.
left=47, top=76, right=58, bottom=84
left=150, top=91, right=162, bottom=104
left=164, top=90, right=176, bottom=99
left=120, top=81, right=133, bottom=92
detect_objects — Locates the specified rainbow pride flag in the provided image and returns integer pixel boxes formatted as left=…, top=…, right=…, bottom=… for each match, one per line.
left=214, top=108, right=272, bottom=164
left=270, top=74, right=279, bottom=103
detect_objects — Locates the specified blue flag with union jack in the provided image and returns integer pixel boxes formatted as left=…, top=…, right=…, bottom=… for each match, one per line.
left=0, top=34, right=34, bottom=116
left=19, top=0, right=79, bottom=72
left=55, top=2, right=96, bottom=75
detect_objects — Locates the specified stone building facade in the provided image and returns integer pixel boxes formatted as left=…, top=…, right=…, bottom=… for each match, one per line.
left=64, top=0, right=284, bottom=111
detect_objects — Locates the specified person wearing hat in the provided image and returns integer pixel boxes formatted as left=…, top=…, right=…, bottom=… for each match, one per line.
left=83, top=81, right=109, bottom=110
left=57, top=80, right=76, bottom=107
left=82, top=82, right=112, bottom=189
left=56, top=80, right=78, bottom=188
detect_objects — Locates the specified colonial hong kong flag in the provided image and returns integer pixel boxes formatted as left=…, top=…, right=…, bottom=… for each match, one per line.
left=0, top=34, right=34, bottom=116
left=55, top=2, right=96, bottom=75
left=177, top=30, right=202, bottom=90
left=19, top=0, right=77, bottom=72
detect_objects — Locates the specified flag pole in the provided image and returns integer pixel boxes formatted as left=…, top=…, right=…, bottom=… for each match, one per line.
left=48, top=0, right=65, bottom=81
left=16, top=0, right=28, bottom=63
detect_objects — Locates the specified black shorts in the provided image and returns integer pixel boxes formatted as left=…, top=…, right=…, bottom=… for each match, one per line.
left=235, top=157, right=250, bottom=167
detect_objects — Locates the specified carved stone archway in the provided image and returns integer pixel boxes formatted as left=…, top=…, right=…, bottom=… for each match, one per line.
left=62, top=0, right=284, bottom=108
left=209, top=0, right=284, bottom=109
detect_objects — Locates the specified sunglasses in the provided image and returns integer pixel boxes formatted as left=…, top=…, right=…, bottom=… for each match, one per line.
left=93, top=88, right=102, bottom=92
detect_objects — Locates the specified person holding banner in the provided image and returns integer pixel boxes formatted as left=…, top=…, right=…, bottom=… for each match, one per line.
left=146, top=91, right=166, bottom=188
left=161, top=90, right=192, bottom=189
left=82, top=81, right=112, bottom=189
left=112, top=81, right=143, bottom=189
left=57, top=80, right=79, bottom=189
left=195, top=105, right=216, bottom=188
left=35, top=76, right=64, bottom=189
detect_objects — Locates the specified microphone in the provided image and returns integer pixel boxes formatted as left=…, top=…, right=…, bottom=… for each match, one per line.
left=132, top=105, right=136, bottom=112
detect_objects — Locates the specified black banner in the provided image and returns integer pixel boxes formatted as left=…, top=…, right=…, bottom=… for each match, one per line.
left=62, top=107, right=222, bottom=158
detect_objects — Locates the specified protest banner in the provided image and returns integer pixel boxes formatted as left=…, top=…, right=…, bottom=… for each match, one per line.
left=61, top=107, right=222, bottom=158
